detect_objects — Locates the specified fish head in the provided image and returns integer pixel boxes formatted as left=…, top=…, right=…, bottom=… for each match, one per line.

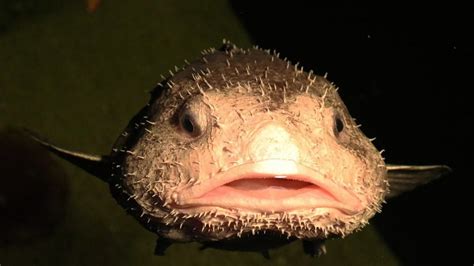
left=116, top=44, right=387, bottom=241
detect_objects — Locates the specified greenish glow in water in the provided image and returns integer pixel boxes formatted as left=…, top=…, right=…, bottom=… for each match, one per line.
left=0, top=1, right=399, bottom=265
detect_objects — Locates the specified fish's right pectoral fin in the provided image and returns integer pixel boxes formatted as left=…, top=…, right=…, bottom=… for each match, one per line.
left=24, top=128, right=110, bottom=182
left=154, top=237, right=173, bottom=256
left=302, top=239, right=326, bottom=257
left=386, top=164, right=452, bottom=199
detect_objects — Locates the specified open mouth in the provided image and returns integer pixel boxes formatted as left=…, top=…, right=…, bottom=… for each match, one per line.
left=175, top=160, right=362, bottom=214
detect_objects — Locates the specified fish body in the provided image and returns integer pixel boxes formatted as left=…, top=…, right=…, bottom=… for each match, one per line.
left=30, top=42, right=450, bottom=256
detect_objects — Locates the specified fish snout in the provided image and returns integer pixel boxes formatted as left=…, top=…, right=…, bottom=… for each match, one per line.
left=246, top=123, right=300, bottom=162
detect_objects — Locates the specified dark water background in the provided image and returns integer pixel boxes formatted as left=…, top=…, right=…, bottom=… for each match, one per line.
left=0, top=1, right=471, bottom=265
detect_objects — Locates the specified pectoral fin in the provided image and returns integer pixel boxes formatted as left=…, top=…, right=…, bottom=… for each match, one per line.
left=386, top=164, right=452, bottom=199
left=154, top=237, right=173, bottom=256
left=302, top=239, right=326, bottom=257
left=24, top=129, right=110, bottom=182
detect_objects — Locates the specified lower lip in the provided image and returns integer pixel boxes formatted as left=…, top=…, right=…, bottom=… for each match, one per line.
left=181, top=178, right=350, bottom=212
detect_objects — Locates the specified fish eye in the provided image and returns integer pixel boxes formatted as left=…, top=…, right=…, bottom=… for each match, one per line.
left=181, top=114, right=195, bottom=133
left=179, top=112, right=200, bottom=137
left=175, top=97, right=210, bottom=138
left=334, top=114, right=344, bottom=136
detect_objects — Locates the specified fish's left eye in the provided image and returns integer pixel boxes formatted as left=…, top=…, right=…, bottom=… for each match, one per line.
left=334, top=115, right=344, bottom=136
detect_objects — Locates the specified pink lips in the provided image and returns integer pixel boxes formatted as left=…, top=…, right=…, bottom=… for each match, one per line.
left=175, top=160, right=362, bottom=214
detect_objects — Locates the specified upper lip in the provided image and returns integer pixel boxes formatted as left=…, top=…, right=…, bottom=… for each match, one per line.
left=175, top=159, right=362, bottom=214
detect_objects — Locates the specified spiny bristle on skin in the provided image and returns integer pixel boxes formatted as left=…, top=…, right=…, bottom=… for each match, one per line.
left=147, top=202, right=358, bottom=239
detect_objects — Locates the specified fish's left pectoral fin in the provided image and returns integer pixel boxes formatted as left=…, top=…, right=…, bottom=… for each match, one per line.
left=386, top=164, right=452, bottom=199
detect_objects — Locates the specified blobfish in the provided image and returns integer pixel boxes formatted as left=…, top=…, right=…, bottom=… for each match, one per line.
left=30, top=42, right=450, bottom=257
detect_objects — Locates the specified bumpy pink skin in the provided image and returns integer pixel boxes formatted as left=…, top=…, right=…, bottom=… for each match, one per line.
left=118, top=45, right=387, bottom=242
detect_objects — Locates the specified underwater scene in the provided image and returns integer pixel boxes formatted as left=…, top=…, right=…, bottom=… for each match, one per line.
left=0, top=1, right=469, bottom=265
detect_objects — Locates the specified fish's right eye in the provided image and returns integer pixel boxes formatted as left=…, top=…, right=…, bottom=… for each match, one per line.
left=175, top=97, right=210, bottom=139
left=181, top=113, right=196, bottom=134
left=178, top=109, right=203, bottom=138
